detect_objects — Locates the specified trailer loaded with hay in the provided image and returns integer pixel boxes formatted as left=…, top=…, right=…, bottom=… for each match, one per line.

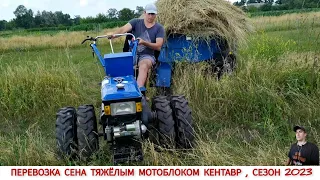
left=124, top=0, right=252, bottom=95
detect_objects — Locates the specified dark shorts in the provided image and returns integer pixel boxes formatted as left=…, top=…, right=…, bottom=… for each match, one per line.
left=135, top=54, right=156, bottom=65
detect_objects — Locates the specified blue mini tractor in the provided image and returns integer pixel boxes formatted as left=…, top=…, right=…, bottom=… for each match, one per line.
left=55, top=33, right=195, bottom=164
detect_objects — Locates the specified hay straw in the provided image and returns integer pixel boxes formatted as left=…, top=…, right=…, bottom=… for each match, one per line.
left=155, top=0, right=253, bottom=50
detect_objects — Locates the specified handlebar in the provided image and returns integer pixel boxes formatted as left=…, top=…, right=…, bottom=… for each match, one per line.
left=81, top=36, right=95, bottom=44
left=108, top=33, right=136, bottom=40
left=81, top=32, right=139, bottom=70
left=81, top=33, right=136, bottom=44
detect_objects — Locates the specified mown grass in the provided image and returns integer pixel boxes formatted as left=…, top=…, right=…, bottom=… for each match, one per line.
left=0, top=12, right=320, bottom=166
left=0, top=28, right=124, bottom=53
left=252, top=11, right=320, bottom=32
left=249, top=8, right=320, bottom=17
left=0, top=21, right=128, bottom=39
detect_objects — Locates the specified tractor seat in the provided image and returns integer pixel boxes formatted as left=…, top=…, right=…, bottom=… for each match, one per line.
left=123, top=32, right=160, bottom=63
left=124, top=33, right=160, bottom=88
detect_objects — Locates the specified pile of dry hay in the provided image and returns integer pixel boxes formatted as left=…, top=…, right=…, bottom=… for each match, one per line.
left=155, top=0, right=253, bottom=51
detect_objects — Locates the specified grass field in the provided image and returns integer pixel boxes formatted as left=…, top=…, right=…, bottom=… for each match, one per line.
left=0, top=11, right=320, bottom=166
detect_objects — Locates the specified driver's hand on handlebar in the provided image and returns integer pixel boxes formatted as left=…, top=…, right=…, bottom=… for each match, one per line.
left=136, top=38, right=145, bottom=45
left=107, top=35, right=115, bottom=39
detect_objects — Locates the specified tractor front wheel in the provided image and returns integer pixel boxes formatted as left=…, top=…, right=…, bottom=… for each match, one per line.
left=76, top=105, right=99, bottom=161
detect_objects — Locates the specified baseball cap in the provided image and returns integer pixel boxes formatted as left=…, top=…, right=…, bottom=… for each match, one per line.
left=145, top=3, right=158, bottom=14
left=293, top=125, right=306, bottom=132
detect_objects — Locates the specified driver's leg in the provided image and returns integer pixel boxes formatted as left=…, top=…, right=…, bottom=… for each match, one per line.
left=137, top=58, right=153, bottom=88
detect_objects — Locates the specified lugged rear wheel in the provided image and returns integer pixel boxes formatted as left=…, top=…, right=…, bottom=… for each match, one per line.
left=170, top=95, right=195, bottom=149
left=151, top=96, right=176, bottom=148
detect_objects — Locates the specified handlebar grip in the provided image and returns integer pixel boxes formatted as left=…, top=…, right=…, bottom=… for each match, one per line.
left=81, top=39, right=87, bottom=44
left=81, top=36, right=95, bottom=44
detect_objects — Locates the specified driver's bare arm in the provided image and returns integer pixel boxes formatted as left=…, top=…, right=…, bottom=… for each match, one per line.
left=138, top=37, right=164, bottom=51
left=112, top=23, right=133, bottom=36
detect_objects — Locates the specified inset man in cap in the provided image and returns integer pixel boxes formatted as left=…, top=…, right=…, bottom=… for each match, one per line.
left=286, top=125, right=319, bottom=166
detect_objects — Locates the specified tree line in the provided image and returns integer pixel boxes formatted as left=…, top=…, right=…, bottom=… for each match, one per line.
left=234, top=0, right=320, bottom=12
left=2, top=1, right=320, bottom=31
left=0, top=5, right=144, bottom=31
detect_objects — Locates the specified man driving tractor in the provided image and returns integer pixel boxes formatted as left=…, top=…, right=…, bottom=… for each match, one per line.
left=109, top=3, right=165, bottom=89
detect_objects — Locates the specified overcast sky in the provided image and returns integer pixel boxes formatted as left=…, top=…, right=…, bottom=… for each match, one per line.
left=0, top=0, right=238, bottom=21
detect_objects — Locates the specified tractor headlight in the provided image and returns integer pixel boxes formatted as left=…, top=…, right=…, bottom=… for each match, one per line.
left=110, top=101, right=136, bottom=116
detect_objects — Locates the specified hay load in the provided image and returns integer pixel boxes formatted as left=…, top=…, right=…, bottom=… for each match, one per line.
left=155, top=0, right=253, bottom=50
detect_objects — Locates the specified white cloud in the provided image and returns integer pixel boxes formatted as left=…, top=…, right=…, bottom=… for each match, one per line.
left=1, top=3, right=9, bottom=7
left=80, top=0, right=88, bottom=7
left=1, top=0, right=10, bottom=7
left=23, top=0, right=29, bottom=6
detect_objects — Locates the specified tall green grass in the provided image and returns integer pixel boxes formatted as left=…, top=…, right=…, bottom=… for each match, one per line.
left=0, top=59, right=82, bottom=118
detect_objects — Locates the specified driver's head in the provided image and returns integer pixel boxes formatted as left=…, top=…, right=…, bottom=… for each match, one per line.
left=144, top=3, right=157, bottom=23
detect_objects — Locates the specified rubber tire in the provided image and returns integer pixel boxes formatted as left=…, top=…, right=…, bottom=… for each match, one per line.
left=55, top=107, right=78, bottom=158
left=170, top=96, right=195, bottom=149
left=151, top=96, right=176, bottom=148
left=220, top=54, right=237, bottom=79
left=156, top=87, right=172, bottom=96
left=76, top=105, right=99, bottom=160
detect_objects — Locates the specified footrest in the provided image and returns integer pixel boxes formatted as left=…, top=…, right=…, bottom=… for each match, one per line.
left=140, top=86, right=147, bottom=96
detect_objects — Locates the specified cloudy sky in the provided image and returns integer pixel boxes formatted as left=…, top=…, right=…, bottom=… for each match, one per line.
left=0, top=0, right=238, bottom=21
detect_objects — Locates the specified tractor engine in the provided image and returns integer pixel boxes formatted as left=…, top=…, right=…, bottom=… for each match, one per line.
left=99, top=75, right=155, bottom=164
left=100, top=100, right=150, bottom=164
left=104, top=120, right=147, bottom=142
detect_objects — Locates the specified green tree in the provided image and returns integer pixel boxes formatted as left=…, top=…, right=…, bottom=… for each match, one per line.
left=233, top=0, right=246, bottom=6
left=13, top=5, right=28, bottom=17
left=135, top=6, right=144, bottom=17
left=40, top=11, right=56, bottom=27
left=54, top=11, right=71, bottom=26
left=0, top=20, right=6, bottom=30
left=13, top=5, right=34, bottom=28
left=275, top=0, right=282, bottom=4
left=6, top=20, right=16, bottom=30
left=34, top=11, right=43, bottom=27
left=260, top=3, right=273, bottom=11
left=264, top=0, right=274, bottom=3
left=247, top=0, right=258, bottom=3
left=96, top=13, right=107, bottom=23
left=118, top=8, right=135, bottom=21
left=80, top=16, right=95, bottom=24
left=72, top=15, right=81, bottom=25
left=107, top=8, right=118, bottom=20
